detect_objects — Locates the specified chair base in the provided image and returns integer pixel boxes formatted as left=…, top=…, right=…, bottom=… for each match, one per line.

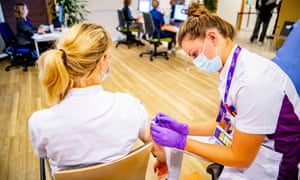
left=5, top=55, right=35, bottom=72
left=115, top=34, right=144, bottom=49
left=139, top=50, right=169, bottom=61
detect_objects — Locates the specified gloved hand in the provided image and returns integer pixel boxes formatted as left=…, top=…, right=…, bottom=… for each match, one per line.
left=152, top=112, right=189, bottom=136
left=151, top=124, right=187, bottom=150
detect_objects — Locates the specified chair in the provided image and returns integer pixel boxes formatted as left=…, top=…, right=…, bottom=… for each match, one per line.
left=265, top=21, right=294, bottom=50
left=115, top=9, right=143, bottom=49
left=139, top=12, right=172, bottom=61
left=0, top=22, right=32, bottom=72
left=40, top=143, right=153, bottom=180
left=0, top=33, right=9, bottom=60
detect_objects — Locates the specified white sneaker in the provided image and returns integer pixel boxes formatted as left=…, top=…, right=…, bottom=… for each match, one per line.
left=257, top=41, right=264, bottom=46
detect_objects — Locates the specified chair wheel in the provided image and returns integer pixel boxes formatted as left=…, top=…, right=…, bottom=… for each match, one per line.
left=23, top=68, right=28, bottom=72
left=139, top=54, right=143, bottom=57
left=165, top=57, right=169, bottom=60
left=5, top=67, right=9, bottom=71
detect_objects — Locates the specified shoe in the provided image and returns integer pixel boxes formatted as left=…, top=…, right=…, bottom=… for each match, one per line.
left=137, top=40, right=145, bottom=46
left=168, top=49, right=176, bottom=57
left=257, top=41, right=263, bottom=46
left=142, top=34, right=147, bottom=40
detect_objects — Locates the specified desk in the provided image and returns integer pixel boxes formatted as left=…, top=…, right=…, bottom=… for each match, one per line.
left=32, top=31, right=64, bottom=57
left=161, top=24, right=179, bottom=33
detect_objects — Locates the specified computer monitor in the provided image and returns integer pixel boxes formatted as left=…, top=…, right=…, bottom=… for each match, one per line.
left=138, top=0, right=152, bottom=12
left=174, top=4, right=188, bottom=21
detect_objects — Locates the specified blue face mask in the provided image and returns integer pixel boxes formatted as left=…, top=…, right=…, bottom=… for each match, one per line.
left=102, top=67, right=110, bottom=81
left=193, top=39, right=222, bottom=73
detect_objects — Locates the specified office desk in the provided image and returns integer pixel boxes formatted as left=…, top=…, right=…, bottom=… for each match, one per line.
left=32, top=31, right=64, bottom=57
left=161, top=24, right=179, bottom=33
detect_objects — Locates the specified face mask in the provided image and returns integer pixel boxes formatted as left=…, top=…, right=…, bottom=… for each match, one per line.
left=193, top=39, right=222, bottom=73
left=102, top=67, right=110, bottom=81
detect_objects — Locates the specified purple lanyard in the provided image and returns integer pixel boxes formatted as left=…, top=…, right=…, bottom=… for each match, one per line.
left=216, top=46, right=242, bottom=123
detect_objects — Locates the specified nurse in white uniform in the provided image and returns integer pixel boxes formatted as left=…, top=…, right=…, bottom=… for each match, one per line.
left=150, top=3, right=300, bottom=180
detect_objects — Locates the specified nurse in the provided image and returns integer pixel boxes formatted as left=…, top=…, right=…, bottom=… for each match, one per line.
left=150, top=4, right=300, bottom=180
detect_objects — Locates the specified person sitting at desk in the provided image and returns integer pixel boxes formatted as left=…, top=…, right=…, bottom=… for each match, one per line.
left=122, top=0, right=144, bottom=40
left=150, top=0, right=176, bottom=52
left=28, top=22, right=165, bottom=175
left=14, top=3, right=47, bottom=54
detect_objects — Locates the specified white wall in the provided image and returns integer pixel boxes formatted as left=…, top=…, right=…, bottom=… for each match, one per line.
left=217, top=0, right=242, bottom=26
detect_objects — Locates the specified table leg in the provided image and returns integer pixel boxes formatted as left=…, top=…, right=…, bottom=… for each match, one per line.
left=34, top=39, right=40, bottom=57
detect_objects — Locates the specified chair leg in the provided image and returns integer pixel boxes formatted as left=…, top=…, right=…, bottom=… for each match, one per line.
left=139, top=44, right=169, bottom=61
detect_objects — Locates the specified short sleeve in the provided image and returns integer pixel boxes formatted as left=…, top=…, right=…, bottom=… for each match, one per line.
left=234, top=79, right=284, bottom=134
left=28, top=112, right=47, bottom=157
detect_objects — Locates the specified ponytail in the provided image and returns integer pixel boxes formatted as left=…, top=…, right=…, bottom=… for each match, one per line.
left=38, top=49, right=70, bottom=104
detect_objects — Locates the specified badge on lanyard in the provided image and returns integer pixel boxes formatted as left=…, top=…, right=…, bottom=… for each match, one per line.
left=214, top=125, right=232, bottom=146
left=215, top=46, right=241, bottom=140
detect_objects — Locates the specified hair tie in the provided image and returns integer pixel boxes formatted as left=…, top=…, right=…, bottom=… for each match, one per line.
left=59, top=49, right=67, bottom=65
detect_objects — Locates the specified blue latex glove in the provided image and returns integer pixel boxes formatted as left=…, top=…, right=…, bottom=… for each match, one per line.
left=152, top=112, right=189, bottom=136
left=151, top=124, right=187, bottom=150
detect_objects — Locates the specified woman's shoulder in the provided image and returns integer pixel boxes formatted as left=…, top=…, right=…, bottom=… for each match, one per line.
left=28, top=107, right=57, bottom=127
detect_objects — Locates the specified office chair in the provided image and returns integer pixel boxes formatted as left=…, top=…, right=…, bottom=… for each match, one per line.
left=0, top=33, right=9, bottom=60
left=139, top=12, right=172, bottom=61
left=0, top=22, right=32, bottom=72
left=115, top=9, right=143, bottom=49
left=40, top=143, right=153, bottom=180
left=265, top=21, right=294, bottom=50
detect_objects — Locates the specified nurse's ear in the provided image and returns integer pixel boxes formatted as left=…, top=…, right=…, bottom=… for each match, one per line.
left=206, top=30, right=218, bottom=46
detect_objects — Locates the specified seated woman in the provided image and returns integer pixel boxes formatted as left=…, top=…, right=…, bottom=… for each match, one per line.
left=28, top=22, right=164, bottom=175
left=122, top=0, right=144, bottom=40
left=150, top=0, right=176, bottom=51
left=14, top=3, right=47, bottom=57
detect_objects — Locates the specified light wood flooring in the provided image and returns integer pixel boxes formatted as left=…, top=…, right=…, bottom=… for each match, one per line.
left=0, top=31, right=276, bottom=180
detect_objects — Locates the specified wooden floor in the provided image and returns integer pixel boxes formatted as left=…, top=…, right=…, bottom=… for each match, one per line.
left=0, top=34, right=275, bottom=180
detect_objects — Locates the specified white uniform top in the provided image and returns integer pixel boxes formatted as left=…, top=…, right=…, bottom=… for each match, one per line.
left=28, top=85, right=148, bottom=173
left=218, top=45, right=300, bottom=179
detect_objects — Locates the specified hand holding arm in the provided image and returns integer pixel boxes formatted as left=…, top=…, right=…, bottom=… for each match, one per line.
left=151, top=124, right=187, bottom=150
left=152, top=112, right=189, bottom=135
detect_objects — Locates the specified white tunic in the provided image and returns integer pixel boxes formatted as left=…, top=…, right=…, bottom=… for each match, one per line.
left=28, top=85, right=148, bottom=173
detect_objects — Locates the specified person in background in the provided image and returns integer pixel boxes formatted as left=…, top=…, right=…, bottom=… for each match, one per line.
left=250, top=0, right=277, bottom=44
left=150, top=0, right=176, bottom=52
left=272, top=19, right=300, bottom=96
left=28, top=23, right=164, bottom=175
left=14, top=3, right=47, bottom=52
left=122, top=0, right=144, bottom=40
left=150, top=4, right=300, bottom=179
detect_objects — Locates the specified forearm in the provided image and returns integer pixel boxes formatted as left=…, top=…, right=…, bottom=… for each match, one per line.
left=188, top=120, right=217, bottom=136
left=185, top=129, right=264, bottom=168
left=185, top=138, right=245, bottom=168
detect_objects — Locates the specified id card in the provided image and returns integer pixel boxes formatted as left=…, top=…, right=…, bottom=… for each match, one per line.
left=213, top=125, right=232, bottom=146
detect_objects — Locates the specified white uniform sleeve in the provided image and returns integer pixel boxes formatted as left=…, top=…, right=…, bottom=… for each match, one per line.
left=132, top=98, right=149, bottom=132
left=28, top=112, right=47, bottom=157
left=235, top=79, right=284, bottom=134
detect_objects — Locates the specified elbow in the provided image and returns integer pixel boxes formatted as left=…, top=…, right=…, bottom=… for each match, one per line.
left=233, top=158, right=254, bottom=168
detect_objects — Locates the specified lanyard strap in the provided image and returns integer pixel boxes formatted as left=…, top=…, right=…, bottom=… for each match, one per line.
left=216, top=46, right=242, bottom=123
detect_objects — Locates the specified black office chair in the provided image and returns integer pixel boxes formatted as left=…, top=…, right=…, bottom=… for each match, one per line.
left=265, top=21, right=294, bottom=49
left=139, top=12, right=172, bottom=61
left=207, top=163, right=224, bottom=180
left=0, top=22, right=33, bottom=72
left=115, top=9, right=143, bottom=49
